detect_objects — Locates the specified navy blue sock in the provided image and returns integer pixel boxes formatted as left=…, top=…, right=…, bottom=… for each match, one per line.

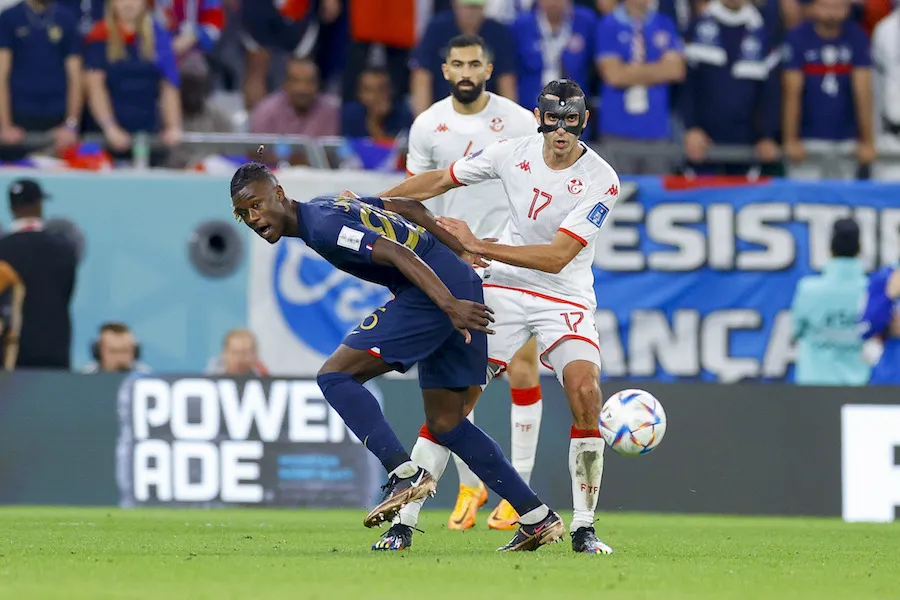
left=317, top=372, right=410, bottom=473
left=434, top=419, right=542, bottom=516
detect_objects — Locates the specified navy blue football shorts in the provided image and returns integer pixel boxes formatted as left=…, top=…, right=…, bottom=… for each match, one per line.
left=341, top=267, right=487, bottom=390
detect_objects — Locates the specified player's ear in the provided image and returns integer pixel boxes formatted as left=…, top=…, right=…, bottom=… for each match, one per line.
left=275, top=185, right=285, bottom=201
left=583, top=109, right=590, bottom=129
left=533, top=107, right=541, bottom=123
left=441, top=62, right=450, bottom=81
left=484, top=62, right=494, bottom=81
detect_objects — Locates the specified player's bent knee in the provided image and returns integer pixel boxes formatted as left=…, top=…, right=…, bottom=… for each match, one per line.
left=424, top=413, right=464, bottom=436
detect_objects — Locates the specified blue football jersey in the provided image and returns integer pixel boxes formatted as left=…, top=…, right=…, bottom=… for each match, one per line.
left=297, top=196, right=457, bottom=293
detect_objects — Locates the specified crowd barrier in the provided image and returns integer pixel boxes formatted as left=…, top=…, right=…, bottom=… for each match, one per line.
left=0, top=372, right=896, bottom=522
left=1, top=169, right=899, bottom=379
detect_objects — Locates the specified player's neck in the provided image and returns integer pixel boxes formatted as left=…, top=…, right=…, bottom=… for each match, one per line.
left=452, top=93, right=490, bottom=116
left=542, top=143, right=582, bottom=171
left=813, top=22, right=841, bottom=39
left=623, top=2, right=647, bottom=20
left=284, top=199, right=300, bottom=237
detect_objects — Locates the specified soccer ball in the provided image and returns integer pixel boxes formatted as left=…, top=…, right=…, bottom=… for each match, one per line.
left=599, top=389, right=667, bottom=457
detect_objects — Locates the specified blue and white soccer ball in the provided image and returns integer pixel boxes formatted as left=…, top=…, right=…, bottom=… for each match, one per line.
left=599, top=389, right=667, bottom=457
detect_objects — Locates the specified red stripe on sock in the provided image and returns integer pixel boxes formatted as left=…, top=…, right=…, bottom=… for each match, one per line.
left=570, top=426, right=601, bottom=438
left=419, top=423, right=440, bottom=444
left=511, top=386, right=542, bottom=406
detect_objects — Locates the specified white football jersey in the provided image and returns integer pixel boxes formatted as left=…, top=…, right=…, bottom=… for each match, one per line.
left=405, top=93, right=537, bottom=240
left=449, top=134, right=620, bottom=311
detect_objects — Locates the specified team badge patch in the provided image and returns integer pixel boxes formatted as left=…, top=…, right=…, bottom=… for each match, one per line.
left=587, top=203, right=610, bottom=228
left=567, top=177, right=585, bottom=195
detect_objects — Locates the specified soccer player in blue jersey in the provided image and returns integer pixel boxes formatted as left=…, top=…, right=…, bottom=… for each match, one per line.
left=861, top=263, right=900, bottom=384
left=229, top=150, right=564, bottom=552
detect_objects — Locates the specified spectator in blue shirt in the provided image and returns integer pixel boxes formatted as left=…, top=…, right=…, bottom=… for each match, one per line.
left=342, top=67, right=413, bottom=139
left=84, top=0, right=182, bottom=162
left=512, top=0, right=596, bottom=109
left=862, top=260, right=900, bottom=384
left=410, top=0, right=517, bottom=116
left=0, top=0, right=82, bottom=160
left=782, top=0, right=874, bottom=179
left=596, top=0, right=685, bottom=174
left=682, top=0, right=781, bottom=175
left=241, top=0, right=342, bottom=110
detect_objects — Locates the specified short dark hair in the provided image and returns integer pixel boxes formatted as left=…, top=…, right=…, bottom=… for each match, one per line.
left=831, top=217, right=861, bottom=258
left=539, top=79, right=585, bottom=103
left=230, top=153, right=275, bottom=199
left=358, top=66, right=391, bottom=86
left=444, top=34, right=492, bottom=62
left=230, top=151, right=276, bottom=221
left=99, top=322, right=132, bottom=336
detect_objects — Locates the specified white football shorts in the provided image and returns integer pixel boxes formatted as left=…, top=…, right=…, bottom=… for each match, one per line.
left=483, top=284, right=602, bottom=387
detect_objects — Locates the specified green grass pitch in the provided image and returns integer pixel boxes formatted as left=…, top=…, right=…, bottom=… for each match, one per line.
left=0, top=507, right=897, bottom=600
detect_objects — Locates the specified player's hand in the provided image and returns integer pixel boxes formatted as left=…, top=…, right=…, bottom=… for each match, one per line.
left=886, top=269, right=900, bottom=300
left=104, top=125, right=132, bottom=152
left=51, top=125, right=78, bottom=152
left=340, top=189, right=361, bottom=198
left=436, top=216, right=480, bottom=253
left=784, top=139, right=806, bottom=164
left=446, top=299, right=495, bottom=343
left=857, top=141, right=877, bottom=166
left=683, top=128, right=710, bottom=163
left=161, top=127, right=183, bottom=148
left=0, top=125, right=25, bottom=145
left=754, top=138, right=779, bottom=163
left=461, top=251, right=490, bottom=269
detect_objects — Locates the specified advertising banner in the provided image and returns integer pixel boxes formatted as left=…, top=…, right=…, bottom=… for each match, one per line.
left=115, top=374, right=382, bottom=508
left=1, top=372, right=896, bottom=521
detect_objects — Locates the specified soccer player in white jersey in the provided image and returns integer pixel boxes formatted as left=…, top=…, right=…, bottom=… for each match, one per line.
left=379, top=79, right=620, bottom=555
left=404, top=33, right=545, bottom=533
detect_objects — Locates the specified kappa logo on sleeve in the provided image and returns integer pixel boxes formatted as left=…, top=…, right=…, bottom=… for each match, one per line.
left=587, top=203, right=610, bottom=228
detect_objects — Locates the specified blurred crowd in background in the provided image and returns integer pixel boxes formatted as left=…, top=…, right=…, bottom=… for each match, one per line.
left=1, top=0, right=900, bottom=176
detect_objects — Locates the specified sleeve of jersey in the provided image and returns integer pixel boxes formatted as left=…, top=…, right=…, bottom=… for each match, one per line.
left=861, top=269, right=894, bottom=341
left=314, top=216, right=382, bottom=265
left=448, top=142, right=504, bottom=186
left=404, top=117, right=433, bottom=176
left=851, top=27, right=872, bottom=68
left=557, top=175, right=621, bottom=247
left=357, top=196, right=385, bottom=209
left=782, top=31, right=803, bottom=70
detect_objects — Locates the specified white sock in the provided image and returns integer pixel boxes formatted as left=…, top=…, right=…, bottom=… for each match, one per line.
left=452, top=410, right=482, bottom=488
left=389, top=461, right=417, bottom=479
left=510, top=388, right=542, bottom=485
left=518, top=504, right=550, bottom=525
left=395, top=434, right=451, bottom=527
left=568, top=433, right=605, bottom=533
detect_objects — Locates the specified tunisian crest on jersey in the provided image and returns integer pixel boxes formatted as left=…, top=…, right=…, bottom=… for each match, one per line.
left=489, top=117, right=504, bottom=132
left=567, top=177, right=585, bottom=195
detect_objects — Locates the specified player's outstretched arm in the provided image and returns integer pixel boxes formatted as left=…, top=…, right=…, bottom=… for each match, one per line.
left=438, top=217, right=583, bottom=274
left=369, top=237, right=495, bottom=342
left=381, top=198, right=487, bottom=268
left=378, top=168, right=460, bottom=202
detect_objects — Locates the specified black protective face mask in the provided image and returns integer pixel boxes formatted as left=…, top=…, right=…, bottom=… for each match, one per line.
left=537, top=95, right=587, bottom=137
